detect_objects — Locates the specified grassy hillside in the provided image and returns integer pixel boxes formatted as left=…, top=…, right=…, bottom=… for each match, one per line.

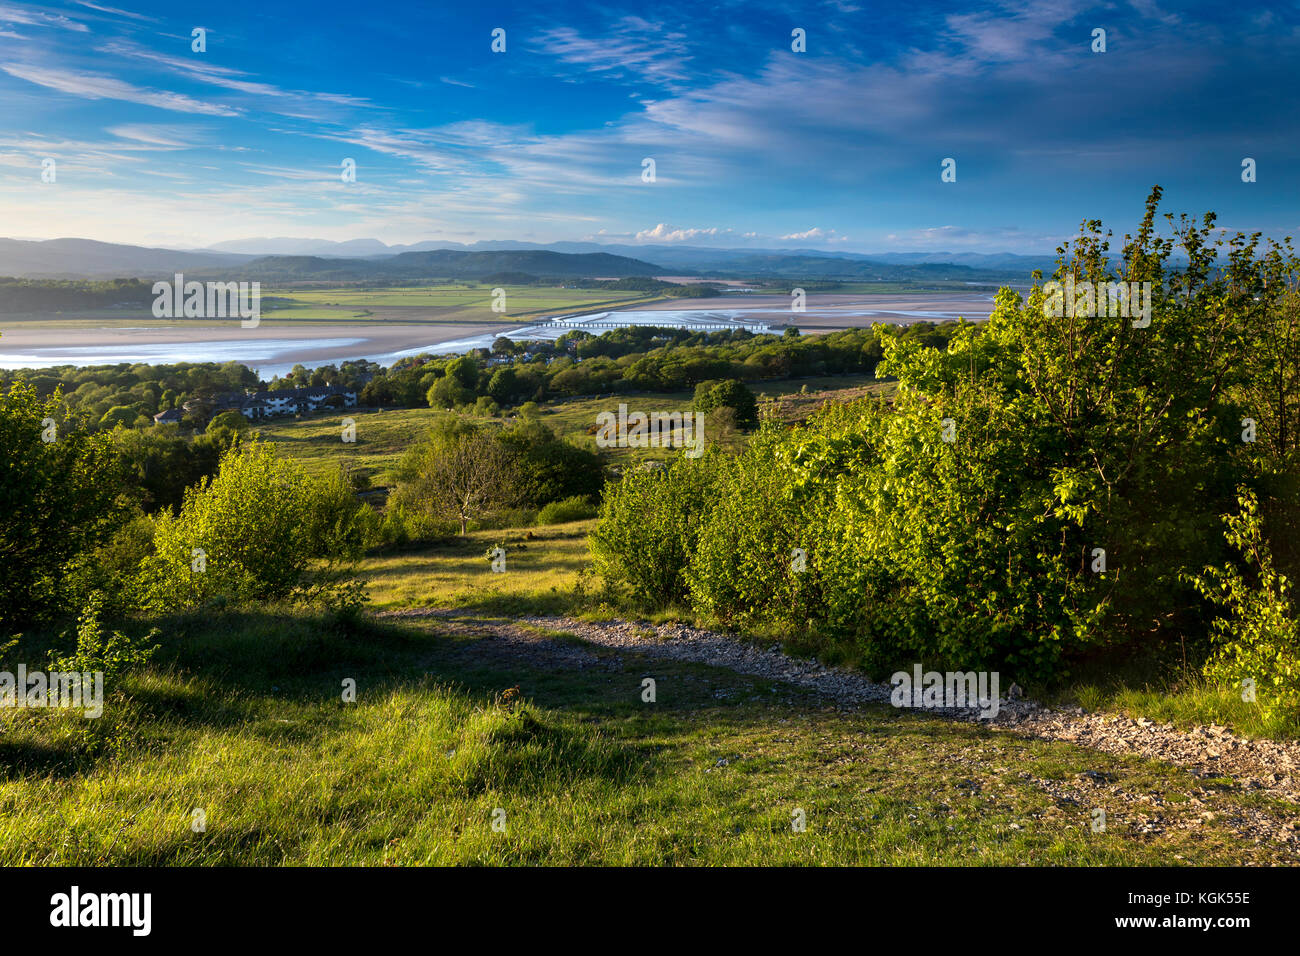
left=253, top=373, right=883, bottom=485
left=2, top=522, right=1295, bottom=866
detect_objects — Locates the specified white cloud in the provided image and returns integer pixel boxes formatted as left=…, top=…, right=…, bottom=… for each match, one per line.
left=0, top=3, right=89, bottom=31
left=1, top=62, right=238, bottom=116
left=534, top=17, right=694, bottom=88
left=72, top=1, right=155, bottom=20
left=106, top=124, right=204, bottom=148
left=634, top=223, right=731, bottom=242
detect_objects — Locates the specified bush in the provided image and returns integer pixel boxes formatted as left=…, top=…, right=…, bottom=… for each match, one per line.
left=63, top=512, right=156, bottom=617
left=206, top=410, right=251, bottom=434
left=694, top=379, right=759, bottom=429
left=537, top=495, right=598, bottom=525
left=0, top=382, right=126, bottom=623
left=590, top=455, right=722, bottom=608
left=1190, top=489, right=1300, bottom=720
left=99, top=405, right=141, bottom=430
left=687, top=434, right=821, bottom=629
left=50, top=593, right=160, bottom=686
left=498, top=419, right=605, bottom=507
left=141, top=443, right=365, bottom=609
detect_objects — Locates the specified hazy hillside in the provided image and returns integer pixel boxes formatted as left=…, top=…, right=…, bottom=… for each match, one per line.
left=0, top=238, right=252, bottom=278
left=198, top=236, right=1058, bottom=279
left=0, top=235, right=1050, bottom=284
left=218, top=249, right=667, bottom=282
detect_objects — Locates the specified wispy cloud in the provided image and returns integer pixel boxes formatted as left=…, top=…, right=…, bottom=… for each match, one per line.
left=107, top=123, right=203, bottom=148
left=1, top=62, right=238, bottom=115
left=71, top=1, right=155, bottom=20
left=0, top=2, right=89, bottom=32
left=99, top=40, right=375, bottom=119
left=533, top=16, right=695, bottom=89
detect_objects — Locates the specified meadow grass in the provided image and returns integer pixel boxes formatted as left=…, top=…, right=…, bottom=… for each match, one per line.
left=360, top=522, right=595, bottom=613
left=254, top=406, right=438, bottom=484
left=2, top=602, right=1294, bottom=865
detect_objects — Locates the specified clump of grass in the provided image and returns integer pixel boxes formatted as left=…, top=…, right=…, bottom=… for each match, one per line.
left=1053, top=676, right=1299, bottom=740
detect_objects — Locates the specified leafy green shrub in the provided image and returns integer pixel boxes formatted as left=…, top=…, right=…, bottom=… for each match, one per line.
left=206, top=410, right=251, bottom=434
left=687, top=433, right=822, bottom=629
left=497, top=418, right=605, bottom=507
left=302, top=464, right=373, bottom=560
left=537, top=495, right=598, bottom=525
left=63, top=512, right=155, bottom=617
left=694, top=379, right=759, bottom=429
left=590, top=455, right=722, bottom=608
left=0, top=382, right=126, bottom=623
left=1190, top=489, right=1300, bottom=719
left=50, top=594, right=159, bottom=686
left=99, top=405, right=142, bottom=430
left=614, top=191, right=1300, bottom=683
left=142, top=443, right=365, bottom=609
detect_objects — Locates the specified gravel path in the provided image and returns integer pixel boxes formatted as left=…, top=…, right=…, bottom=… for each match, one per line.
left=379, top=607, right=1300, bottom=809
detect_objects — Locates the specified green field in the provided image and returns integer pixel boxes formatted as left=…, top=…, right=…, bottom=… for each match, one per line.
left=261, top=285, right=671, bottom=322
left=0, top=284, right=672, bottom=327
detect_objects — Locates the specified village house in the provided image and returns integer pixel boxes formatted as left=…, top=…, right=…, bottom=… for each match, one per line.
left=166, top=384, right=359, bottom=423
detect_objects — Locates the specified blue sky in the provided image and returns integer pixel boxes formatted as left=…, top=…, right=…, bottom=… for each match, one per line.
left=0, top=0, right=1297, bottom=253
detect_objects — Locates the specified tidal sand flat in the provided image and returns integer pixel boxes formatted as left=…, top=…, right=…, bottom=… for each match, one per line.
left=0, top=321, right=516, bottom=378
left=0, top=293, right=998, bottom=377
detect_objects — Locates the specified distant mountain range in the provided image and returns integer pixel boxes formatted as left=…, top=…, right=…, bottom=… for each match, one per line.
left=0, top=235, right=1057, bottom=283
left=200, top=236, right=1058, bottom=275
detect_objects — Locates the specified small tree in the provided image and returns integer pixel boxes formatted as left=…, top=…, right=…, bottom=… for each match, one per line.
left=394, top=430, right=522, bottom=534
left=99, top=405, right=141, bottom=430
left=206, top=409, right=250, bottom=434
left=427, top=376, right=470, bottom=409
left=694, top=379, right=759, bottom=429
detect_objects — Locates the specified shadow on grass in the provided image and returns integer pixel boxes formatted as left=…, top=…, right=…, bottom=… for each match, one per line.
left=0, top=737, right=85, bottom=780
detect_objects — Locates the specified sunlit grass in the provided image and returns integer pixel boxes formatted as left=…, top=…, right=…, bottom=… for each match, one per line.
left=3, top=606, right=1293, bottom=865
left=1054, top=679, right=1300, bottom=741
left=255, top=407, right=465, bottom=484
left=360, top=521, right=595, bottom=613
